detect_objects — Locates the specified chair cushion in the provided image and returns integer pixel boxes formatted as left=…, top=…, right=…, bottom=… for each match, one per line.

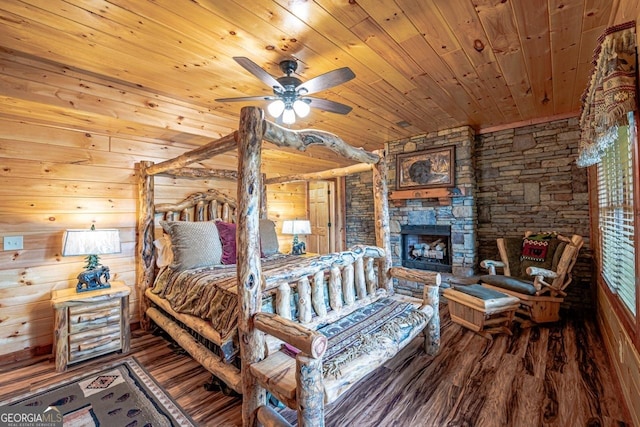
left=478, top=274, right=537, bottom=295
left=503, top=234, right=565, bottom=280
left=454, top=284, right=512, bottom=301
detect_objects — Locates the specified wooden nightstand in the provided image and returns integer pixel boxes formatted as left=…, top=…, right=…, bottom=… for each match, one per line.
left=51, top=281, right=131, bottom=372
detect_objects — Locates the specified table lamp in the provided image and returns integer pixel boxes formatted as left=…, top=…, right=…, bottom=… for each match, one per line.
left=282, top=220, right=311, bottom=255
left=62, top=226, right=121, bottom=292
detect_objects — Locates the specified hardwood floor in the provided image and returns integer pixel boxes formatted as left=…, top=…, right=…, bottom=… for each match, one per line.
left=0, top=304, right=631, bottom=427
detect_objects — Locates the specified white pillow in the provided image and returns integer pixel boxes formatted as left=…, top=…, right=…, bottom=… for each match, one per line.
left=153, top=234, right=174, bottom=268
left=259, top=219, right=280, bottom=256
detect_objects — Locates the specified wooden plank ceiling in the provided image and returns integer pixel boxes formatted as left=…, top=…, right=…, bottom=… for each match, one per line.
left=0, top=0, right=618, bottom=172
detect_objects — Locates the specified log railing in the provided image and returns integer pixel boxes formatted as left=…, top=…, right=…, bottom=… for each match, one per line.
left=263, top=246, right=385, bottom=333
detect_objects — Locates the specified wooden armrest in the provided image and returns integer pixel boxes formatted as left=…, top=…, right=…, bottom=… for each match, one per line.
left=254, top=312, right=327, bottom=359
left=480, top=260, right=504, bottom=275
left=388, top=267, right=440, bottom=316
left=526, top=266, right=558, bottom=279
left=389, top=266, right=440, bottom=284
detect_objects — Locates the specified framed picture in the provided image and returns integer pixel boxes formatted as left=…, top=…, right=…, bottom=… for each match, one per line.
left=396, top=146, right=455, bottom=190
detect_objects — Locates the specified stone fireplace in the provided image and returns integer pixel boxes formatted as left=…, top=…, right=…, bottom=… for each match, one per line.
left=386, top=126, right=478, bottom=294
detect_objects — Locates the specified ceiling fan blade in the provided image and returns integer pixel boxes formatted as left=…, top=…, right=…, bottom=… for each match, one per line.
left=306, top=97, right=353, bottom=115
left=297, top=67, right=355, bottom=95
left=214, top=95, right=276, bottom=102
left=233, top=57, right=283, bottom=90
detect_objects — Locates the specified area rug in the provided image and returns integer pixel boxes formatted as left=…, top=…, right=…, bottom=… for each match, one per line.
left=0, top=357, right=195, bottom=427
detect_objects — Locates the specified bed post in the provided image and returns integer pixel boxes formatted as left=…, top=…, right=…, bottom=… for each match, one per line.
left=136, top=161, right=155, bottom=330
left=372, top=149, right=393, bottom=294
left=236, top=106, right=267, bottom=427
left=260, top=173, right=268, bottom=219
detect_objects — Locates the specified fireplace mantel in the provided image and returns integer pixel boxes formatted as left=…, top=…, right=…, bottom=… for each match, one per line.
left=389, top=187, right=466, bottom=204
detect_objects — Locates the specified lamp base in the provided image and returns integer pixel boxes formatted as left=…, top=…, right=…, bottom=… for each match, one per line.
left=76, top=266, right=111, bottom=293
left=291, top=240, right=306, bottom=256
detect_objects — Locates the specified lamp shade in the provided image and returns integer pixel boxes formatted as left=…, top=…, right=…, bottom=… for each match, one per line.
left=282, top=220, right=311, bottom=235
left=62, top=229, right=121, bottom=256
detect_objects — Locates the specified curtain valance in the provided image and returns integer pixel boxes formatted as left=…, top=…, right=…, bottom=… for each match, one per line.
left=577, top=21, right=637, bottom=167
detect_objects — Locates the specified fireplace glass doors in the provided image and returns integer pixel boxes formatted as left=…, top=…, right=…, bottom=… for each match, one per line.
left=401, top=225, right=452, bottom=273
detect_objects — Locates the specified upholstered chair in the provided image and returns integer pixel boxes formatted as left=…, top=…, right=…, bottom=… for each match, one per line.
left=479, top=231, right=584, bottom=325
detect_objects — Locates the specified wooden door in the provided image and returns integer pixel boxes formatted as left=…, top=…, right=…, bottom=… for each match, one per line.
left=307, top=181, right=333, bottom=254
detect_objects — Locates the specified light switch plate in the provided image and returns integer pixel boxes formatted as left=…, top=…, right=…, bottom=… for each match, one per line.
left=4, top=236, right=23, bottom=251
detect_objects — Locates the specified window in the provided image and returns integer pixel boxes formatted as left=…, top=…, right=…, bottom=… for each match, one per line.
left=597, top=113, right=637, bottom=316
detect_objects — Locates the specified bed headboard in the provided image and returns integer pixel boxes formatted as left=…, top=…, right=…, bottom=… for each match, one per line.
left=154, top=188, right=237, bottom=223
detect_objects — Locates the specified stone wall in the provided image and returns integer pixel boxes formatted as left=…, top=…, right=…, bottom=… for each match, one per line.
left=476, top=117, right=592, bottom=312
left=344, top=117, right=593, bottom=312
left=345, top=172, right=376, bottom=248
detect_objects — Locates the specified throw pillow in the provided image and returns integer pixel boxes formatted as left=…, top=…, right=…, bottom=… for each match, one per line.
left=160, top=221, right=223, bottom=270
left=259, top=219, right=280, bottom=256
left=215, top=221, right=237, bottom=265
left=153, top=234, right=174, bottom=268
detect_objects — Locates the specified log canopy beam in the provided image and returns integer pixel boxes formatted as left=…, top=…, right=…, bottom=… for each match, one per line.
left=162, top=167, right=238, bottom=181
left=265, top=162, right=373, bottom=185
left=263, top=120, right=380, bottom=165
left=145, top=131, right=238, bottom=176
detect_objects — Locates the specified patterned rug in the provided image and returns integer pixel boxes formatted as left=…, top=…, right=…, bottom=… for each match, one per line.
left=0, top=357, right=194, bottom=427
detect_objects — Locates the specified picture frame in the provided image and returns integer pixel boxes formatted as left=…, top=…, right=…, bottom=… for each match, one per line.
left=396, top=146, right=455, bottom=190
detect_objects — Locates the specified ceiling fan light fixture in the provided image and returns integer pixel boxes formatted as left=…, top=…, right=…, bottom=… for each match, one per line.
left=293, top=99, right=311, bottom=118
left=267, top=99, right=285, bottom=118
left=282, top=108, right=296, bottom=124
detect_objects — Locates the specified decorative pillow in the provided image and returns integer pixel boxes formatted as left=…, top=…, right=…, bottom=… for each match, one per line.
left=153, top=234, right=174, bottom=268
left=215, top=221, right=237, bottom=265
left=521, top=233, right=554, bottom=262
left=160, top=221, right=223, bottom=270
left=259, top=219, right=279, bottom=257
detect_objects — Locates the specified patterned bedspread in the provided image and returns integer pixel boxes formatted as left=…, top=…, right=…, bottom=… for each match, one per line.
left=150, top=254, right=302, bottom=341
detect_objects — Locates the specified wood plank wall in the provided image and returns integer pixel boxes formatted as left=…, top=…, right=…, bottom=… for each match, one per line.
left=266, top=182, right=308, bottom=254
left=0, top=118, right=306, bottom=361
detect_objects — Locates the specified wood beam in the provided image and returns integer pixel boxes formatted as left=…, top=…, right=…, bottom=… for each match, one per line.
left=263, top=120, right=380, bottom=165
left=145, top=132, right=238, bottom=176
left=265, top=163, right=373, bottom=184
left=162, top=168, right=238, bottom=180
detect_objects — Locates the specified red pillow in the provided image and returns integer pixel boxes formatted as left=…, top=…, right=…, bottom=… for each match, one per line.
left=215, top=221, right=237, bottom=264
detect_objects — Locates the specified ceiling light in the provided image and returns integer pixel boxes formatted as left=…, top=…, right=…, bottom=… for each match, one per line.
left=282, top=108, right=296, bottom=124
left=293, top=99, right=310, bottom=118
left=267, top=99, right=285, bottom=118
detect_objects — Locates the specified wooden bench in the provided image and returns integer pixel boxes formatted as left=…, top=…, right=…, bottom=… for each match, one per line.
left=244, top=249, right=441, bottom=427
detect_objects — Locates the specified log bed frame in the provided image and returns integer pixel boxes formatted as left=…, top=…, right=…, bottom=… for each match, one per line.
left=136, top=106, right=441, bottom=427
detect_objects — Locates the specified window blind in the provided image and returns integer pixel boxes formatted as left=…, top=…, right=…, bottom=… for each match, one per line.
left=597, top=116, right=636, bottom=316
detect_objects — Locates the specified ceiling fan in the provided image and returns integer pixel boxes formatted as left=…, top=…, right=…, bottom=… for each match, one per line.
left=215, top=57, right=355, bottom=124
